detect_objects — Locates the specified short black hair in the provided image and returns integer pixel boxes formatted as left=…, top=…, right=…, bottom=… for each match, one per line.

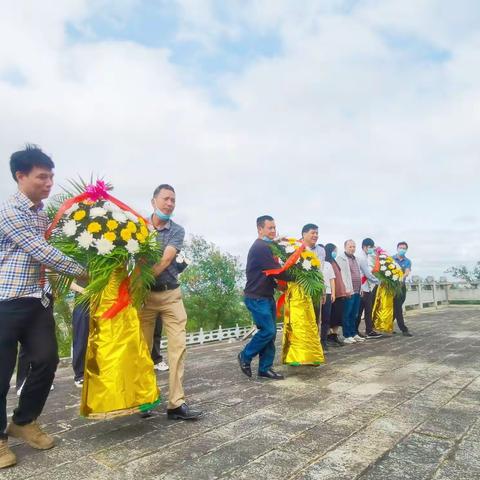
left=10, top=144, right=54, bottom=182
left=397, top=241, right=408, bottom=249
left=301, top=223, right=318, bottom=235
left=153, top=184, right=175, bottom=198
left=256, top=215, right=274, bottom=228
left=362, top=238, right=375, bottom=248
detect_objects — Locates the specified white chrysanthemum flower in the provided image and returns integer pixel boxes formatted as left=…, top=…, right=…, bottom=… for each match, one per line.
left=379, top=260, right=386, bottom=265
left=95, top=238, right=115, bottom=255
left=302, top=260, right=312, bottom=270
left=89, top=207, right=107, bottom=218
left=103, top=201, right=122, bottom=212
left=392, top=274, right=399, bottom=281
left=125, top=239, right=140, bottom=254
left=62, top=219, right=78, bottom=237
left=125, top=211, right=139, bottom=223
left=385, top=270, right=392, bottom=277
left=65, top=204, right=79, bottom=215
left=77, top=231, right=94, bottom=249
left=380, top=266, right=387, bottom=271
left=278, top=241, right=289, bottom=247
left=379, top=254, right=387, bottom=259
left=285, top=245, right=295, bottom=253
left=112, top=211, right=127, bottom=223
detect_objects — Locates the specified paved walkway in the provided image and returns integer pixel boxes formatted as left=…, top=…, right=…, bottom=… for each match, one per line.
left=4, top=306, right=480, bottom=479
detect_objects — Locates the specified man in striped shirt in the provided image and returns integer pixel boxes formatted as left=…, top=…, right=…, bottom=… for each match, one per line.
left=0, top=145, right=85, bottom=469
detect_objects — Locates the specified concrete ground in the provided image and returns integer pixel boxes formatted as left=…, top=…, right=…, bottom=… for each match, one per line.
left=4, top=305, right=480, bottom=480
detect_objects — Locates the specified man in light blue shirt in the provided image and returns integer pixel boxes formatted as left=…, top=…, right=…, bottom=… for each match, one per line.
left=392, top=241, right=413, bottom=337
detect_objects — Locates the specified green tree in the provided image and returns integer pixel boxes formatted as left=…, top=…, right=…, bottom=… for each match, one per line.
left=446, top=261, right=480, bottom=287
left=180, top=235, right=251, bottom=331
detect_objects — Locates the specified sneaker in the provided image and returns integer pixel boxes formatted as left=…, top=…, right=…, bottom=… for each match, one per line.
left=74, top=378, right=84, bottom=388
left=354, top=335, right=366, bottom=342
left=343, top=337, right=356, bottom=344
left=153, top=361, right=169, bottom=372
left=0, top=439, right=16, bottom=469
left=366, top=331, right=383, bottom=339
left=6, top=421, right=54, bottom=450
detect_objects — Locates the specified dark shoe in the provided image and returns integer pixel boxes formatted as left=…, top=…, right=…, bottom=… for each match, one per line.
left=333, top=335, right=345, bottom=347
left=321, top=341, right=329, bottom=352
left=167, top=403, right=203, bottom=420
left=402, top=331, right=413, bottom=337
left=258, top=369, right=284, bottom=380
left=237, top=352, right=252, bottom=378
left=366, top=331, right=383, bottom=339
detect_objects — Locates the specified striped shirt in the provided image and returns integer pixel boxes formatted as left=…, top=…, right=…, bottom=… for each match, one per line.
left=0, top=190, right=85, bottom=302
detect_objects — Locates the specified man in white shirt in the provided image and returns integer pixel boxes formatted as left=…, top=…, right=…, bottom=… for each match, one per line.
left=357, top=238, right=382, bottom=339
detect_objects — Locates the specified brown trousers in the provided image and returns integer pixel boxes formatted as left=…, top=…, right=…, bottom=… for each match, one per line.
left=139, top=288, right=187, bottom=409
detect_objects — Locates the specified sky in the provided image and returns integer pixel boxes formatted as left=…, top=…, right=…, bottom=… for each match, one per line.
left=0, top=0, right=479, bottom=279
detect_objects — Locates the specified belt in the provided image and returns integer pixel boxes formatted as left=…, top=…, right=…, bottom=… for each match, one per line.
left=151, top=283, right=179, bottom=292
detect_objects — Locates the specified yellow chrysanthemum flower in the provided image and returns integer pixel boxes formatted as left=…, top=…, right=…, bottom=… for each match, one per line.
left=73, top=210, right=86, bottom=221
left=120, top=228, right=132, bottom=241
left=311, top=258, right=321, bottom=268
left=127, top=221, right=137, bottom=233
left=138, top=217, right=146, bottom=226
left=136, top=232, right=147, bottom=243
left=106, top=219, right=119, bottom=231
left=288, top=238, right=298, bottom=245
left=140, top=225, right=149, bottom=237
left=103, top=231, right=116, bottom=242
left=87, top=222, right=102, bottom=233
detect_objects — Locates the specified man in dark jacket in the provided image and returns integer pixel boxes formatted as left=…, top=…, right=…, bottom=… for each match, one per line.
left=238, top=215, right=289, bottom=380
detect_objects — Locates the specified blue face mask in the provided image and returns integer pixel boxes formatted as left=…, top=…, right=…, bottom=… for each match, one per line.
left=367, top=247, right=375, bottom=255
left=155, top=209, right=172, bottom=221
left=397, top=248, right=407, bottom=257
left=262, top=236, right=273, bottom=243
left=331, top=251, right=337, bottom=260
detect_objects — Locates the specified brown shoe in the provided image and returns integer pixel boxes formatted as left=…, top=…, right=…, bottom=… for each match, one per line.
left=0, top=439, right=16, bottom=468
left=6, top=421, right=54, bottom=450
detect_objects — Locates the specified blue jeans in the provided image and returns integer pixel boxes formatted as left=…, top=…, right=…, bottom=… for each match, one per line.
left=343, top=293, right=361, bottom=338
left=242, top=297, right=277, bottom=373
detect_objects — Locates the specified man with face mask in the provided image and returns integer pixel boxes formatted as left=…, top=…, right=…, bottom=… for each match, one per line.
left=392, top=242, right=413, bottom=337
left=238, top=215, right=289, bottom=380
left=357, top=238, right=382, bottom=339
left=139, top=184, right=202, bottom=420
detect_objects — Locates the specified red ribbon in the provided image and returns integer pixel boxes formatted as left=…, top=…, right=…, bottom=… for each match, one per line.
left=263, top=242, right=306, bottom=276
left=100, top=276, right=131, bottom=319
left=263, top=242, right=306, bottom=318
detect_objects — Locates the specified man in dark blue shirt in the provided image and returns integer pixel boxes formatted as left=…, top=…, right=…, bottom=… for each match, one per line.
left=238, top=215, right=289, bottom=380
left=393, top=241, right=413, bottom=337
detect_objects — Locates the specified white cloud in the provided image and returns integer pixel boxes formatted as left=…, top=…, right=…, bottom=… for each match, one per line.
left=1, top=0, right=479, bottom=280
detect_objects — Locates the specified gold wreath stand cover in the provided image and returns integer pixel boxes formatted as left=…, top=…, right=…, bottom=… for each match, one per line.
left=372, top=284, right=394, bottom=334
left=282, top=282, right=325, bottom=366
left=80, top=269, right=160, bottom=418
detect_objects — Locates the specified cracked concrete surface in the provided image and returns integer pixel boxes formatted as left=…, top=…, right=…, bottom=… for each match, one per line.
left=4, top=306, right=480, bottom=479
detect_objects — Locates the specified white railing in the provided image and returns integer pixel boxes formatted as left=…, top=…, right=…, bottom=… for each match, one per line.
left=60, top=280, right=479, bottom=358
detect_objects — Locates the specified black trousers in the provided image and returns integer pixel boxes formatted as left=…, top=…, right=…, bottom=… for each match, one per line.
left=393, top=284, right=408, bottom=332
left=72, top=304, right=89, bottom=381
left=320, top=294, right=332, bottom=343
left=150, top=314, right=164, bottom=364
left=357, top=286, right=377, bottom=334
left=0, top=298, right=58, bottom=439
